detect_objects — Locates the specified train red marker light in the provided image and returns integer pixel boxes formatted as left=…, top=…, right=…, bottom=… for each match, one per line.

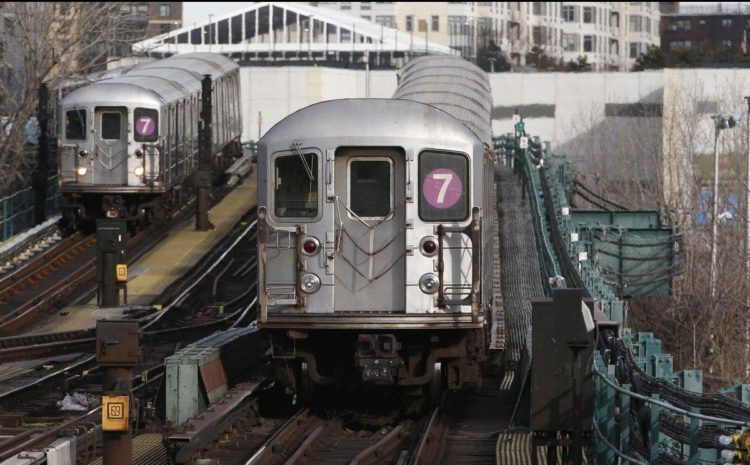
left=420, top=237, right=438, bottom=256
left=301, top=237, right=320, bottom=255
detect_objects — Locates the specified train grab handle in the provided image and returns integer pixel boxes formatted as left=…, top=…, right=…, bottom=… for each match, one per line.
left=436, top=206, right=482, bottom=322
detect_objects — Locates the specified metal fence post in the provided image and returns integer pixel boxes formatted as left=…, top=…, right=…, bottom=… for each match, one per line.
left=688, top=407, right=699, bottom=465
left=650, top=394, right=660, bottom=463
left=605, top=366, right=617, bottom=464
left=620, top=383, right=631, bottom=456
left=594, top=368, right=606, bottom=464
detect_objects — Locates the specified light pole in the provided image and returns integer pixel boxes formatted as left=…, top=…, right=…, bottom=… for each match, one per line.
left=745, top=98, right=750, bottom=293
left=710, top=112, right=743, bottom=300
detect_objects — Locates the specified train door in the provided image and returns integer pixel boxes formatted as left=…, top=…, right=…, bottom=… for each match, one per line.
left=94, top=107, right=128, bottom=184
left=333, top=148, right=406, bottom=312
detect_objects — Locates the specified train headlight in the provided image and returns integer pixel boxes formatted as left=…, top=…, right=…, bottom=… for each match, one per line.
left=78, top=149, right=87, bottom=158
left=420, top=236, right=438, bottom=257
left=134, top=166, right=145, bottom=177
left=419, top=273, right=440, bottom=294
left=77, top=166, right=87, bottom=176
left=300, top=273, right=321, bottom=294
left=301, top=237, right=320, bottom=255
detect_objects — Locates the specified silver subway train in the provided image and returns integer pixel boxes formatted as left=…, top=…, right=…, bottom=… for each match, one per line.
left=57, top=52, right=242, bottom=229
left=256, top=56, right=499, bottom=402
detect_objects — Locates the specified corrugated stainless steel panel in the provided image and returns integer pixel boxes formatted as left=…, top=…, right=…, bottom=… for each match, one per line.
left=394, top=56, right=492, bottom=145
left=64, top=52, right=238, bottom=107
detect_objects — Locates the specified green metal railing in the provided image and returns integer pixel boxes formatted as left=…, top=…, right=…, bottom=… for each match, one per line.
left=0, top=175, right=61, bottom=241
left=494, top=128, right=750, bottom=464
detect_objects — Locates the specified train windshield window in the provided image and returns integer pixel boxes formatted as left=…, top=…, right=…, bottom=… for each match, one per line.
left=101, top=112, right=121, bottom=140
left=274, top=153, right=318, bottom=218
left=418, top=151, right=469, bottom=222
left=65, top=110, right=86, bottom=140
left=349, top=159, right=392, bottom=218
left=134, top=108, right=158, bottom=142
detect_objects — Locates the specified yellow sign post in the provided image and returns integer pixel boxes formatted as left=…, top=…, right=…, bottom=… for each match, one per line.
left=102, top=395, right=129, bottom=432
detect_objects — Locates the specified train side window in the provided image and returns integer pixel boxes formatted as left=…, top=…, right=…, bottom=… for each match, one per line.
left=418, top=151, right=469, bottom=222
left=348, top=158, right=392, bottom=218
left=134, top=108, right=158, bottom=143
left=65, top=109, right=86, bottom=140
left=101, top=112, right=121, bottom=140
left=274, top=152, right=318, bottom=219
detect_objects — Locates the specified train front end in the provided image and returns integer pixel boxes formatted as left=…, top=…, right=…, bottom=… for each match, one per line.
left=58, top=85, right=163, bottom=224
left=257, top=98, right=492, bottom=399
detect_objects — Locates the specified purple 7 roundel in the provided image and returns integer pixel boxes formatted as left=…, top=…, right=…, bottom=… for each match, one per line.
left=135, top=116, right=156, bottom=137
left=422, top=168, right=463, bottom=209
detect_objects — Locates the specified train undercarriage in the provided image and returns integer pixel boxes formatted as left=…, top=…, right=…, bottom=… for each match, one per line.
left=269, top=328, right=486, bottom=412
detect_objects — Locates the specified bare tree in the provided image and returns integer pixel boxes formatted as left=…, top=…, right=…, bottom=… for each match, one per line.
left=0, top=2, right=139, bottom=193
left=564, top=73, right=750, bottom=390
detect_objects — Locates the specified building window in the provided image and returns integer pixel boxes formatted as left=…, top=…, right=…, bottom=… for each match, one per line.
left=722, top=18, right=733, bottom=28
left=159, top=4, right=170, bottom=17
left=562, top=5, right=576, bottom=22
left=406, top=15, right=413, bottom=32
left=432, top=15, right=439, bottom=31
left=699, top=19, right=706, bottom=26
left=533, top=26, right=543, bottom=45
left=629, top=42, right=640, bottom=58
left=137, top=4, right=148, bottom=13
left=629, top=15, right=643, bottom=32
left=583, top=7, right=595, bottom=23
left=119, top=4, right=131, bottom=14
left=583, top=34, right=595, bottom=52
left=611, top=12, right=620, bottom=28
left=361, top=2, right=371, bottom=10
left=340, top=2, right=351, bottom=10
left=533, top=2, right=543, bottom=15
left=562, top=33, right=579, bottom=52
left=667, top=19, right=691, bottom=31
left=723, top=39, right=733, bottom=47
left=361, top=15, right=371, bottom=21
left=375, top=15, right=396, bottom=28
left=669, top=40, right=691, bottom=49
left=645, top=17, right=651, bottom=34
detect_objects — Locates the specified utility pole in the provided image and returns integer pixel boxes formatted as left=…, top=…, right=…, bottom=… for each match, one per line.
left=711, top=123, right=721, bottom=300
left=97, top=320, right=139, bottom=465
left=196, top=75, right=214, bottom=231
left=745, top=96, right=750, bottom=379
left=710, top=112, right=743, bottom=299
left=96, top=220, right=127, bottom=308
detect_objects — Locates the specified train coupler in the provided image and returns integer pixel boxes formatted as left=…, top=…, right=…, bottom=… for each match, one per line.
left=355, top=334, right=401, bottom=384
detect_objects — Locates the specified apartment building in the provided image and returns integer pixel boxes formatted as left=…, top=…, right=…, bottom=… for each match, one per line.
left=310, top=2, right=662, bottom=71
left=661, top=3, right=750, bottom=55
